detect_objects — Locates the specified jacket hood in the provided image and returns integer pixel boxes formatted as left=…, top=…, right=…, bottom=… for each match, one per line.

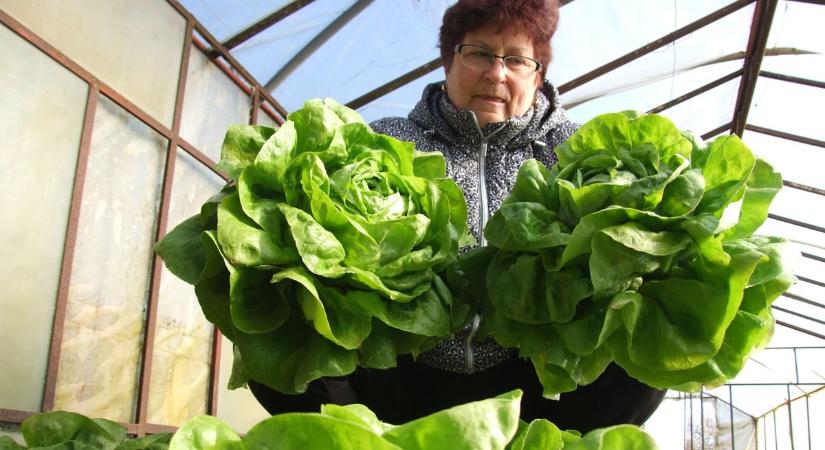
left=408, top=80, right=570, bottom=149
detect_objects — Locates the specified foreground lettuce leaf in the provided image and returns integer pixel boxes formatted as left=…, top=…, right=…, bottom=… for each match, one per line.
left=476, top=111, right=795, bottom=397
left=156, top=98, right=471, bottom=394
left=13, top=411, right=171, bottom=450
left=13, top=391, right=658, bottom=449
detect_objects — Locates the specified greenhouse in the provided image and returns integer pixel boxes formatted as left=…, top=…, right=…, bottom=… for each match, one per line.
left=1, top=0, right=823, bottom=449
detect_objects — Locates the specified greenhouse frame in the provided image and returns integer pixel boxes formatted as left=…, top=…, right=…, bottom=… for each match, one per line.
left=1, top=0, right=823, bottom=448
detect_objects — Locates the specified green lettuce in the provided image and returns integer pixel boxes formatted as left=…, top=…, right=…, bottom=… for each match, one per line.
left=12, top=391, right=658, bottom=449
left=476, top=111, right=795, bottom=397
left=155, top=98, right=472, bottom=394
left=7, top=410, right=172, bottom=450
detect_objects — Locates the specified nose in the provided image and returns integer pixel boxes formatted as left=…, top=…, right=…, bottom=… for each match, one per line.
left=484, top=57, right=507, bottom=82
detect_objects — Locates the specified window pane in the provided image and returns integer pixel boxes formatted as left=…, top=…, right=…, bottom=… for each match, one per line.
left=0, top=0, right=186, bottom=127
left=216, top=335, right=269, bottom=433
left=54, top=94, right=167, bottom=422
left=742, top=131, right=825, bottom=191
left=747, top=77, right=825, bottom=142
left=0, top=23, right=88, bottom=412
left=179, top=46, right=250, bottom=163
left=147, top=149, right=224, bottom=426
left=256, top=107, right=280, bottom=129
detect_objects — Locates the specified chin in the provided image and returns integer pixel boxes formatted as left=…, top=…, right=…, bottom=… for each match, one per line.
left=475, top=113, right=506, bottom=127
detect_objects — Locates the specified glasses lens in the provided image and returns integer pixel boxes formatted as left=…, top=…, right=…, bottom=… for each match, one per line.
left=460, top=45, right=493, bottom=70
left=457, top=45, right=539, bottom=74
left=503, top=56, right=535, bottom=73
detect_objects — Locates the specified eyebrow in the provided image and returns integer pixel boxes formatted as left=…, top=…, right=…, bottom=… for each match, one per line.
left=464, top=41, right=533, bottom=56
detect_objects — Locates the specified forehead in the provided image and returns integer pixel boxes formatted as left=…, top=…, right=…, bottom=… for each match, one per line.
left=461, top=22, right=535, bottom=54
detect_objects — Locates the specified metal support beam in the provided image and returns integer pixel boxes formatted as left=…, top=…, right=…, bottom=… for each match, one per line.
left=783, top=292, right=825, bottom=309
left=558, top=0, right=754, bottom=94
left=702, top=122, right=734, bottom=140
left=768, top=213, right=825, bottom=234
left=777, top=320, right=825, bottom=340
left=731, top=0, right=780, bottom=136
left=212, top=0, right=316, bottom=56
left=648, top=70, right=742, bottom=114
left=782, top=180, right=825, bottom=196
left=346, top=58, right=442, bottom=110
left=745, top=124, right=825, bottom=148
left=265, top=0, right=373, bottom=92
left=760, top=71, right=825, bottom=90
left=797, top=275, right=825, bottom=289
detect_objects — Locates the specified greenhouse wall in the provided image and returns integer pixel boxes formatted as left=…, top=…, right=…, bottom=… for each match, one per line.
left=0, top=0, right=281, bottom=434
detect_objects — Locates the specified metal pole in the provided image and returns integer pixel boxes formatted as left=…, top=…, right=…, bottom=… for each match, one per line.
left=730, top=385, right=736, bottom=450
left=787, top=385, right=795, bottom=449
left=264, top=0, right=374, bottom=92
left=700, top=391, right=706, bottom=450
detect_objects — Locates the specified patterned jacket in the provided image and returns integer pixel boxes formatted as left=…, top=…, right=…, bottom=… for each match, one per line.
left=370, top=80, right=579, bottom=374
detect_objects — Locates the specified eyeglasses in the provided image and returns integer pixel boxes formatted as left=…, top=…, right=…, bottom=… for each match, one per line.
left=454, top=44, right=542, bottom=74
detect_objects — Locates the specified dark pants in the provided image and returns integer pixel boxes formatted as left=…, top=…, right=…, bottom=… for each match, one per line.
left=249, top=355, right=666, bottom=433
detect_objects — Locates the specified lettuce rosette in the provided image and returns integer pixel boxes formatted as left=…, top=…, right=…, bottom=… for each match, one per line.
left=471, top=111, right=796, bottom=397
left=156, top=99, right=472, bottom=394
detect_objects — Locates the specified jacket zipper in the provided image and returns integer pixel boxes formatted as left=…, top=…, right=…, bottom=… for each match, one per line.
left=465, top=114, right=506, bottom=372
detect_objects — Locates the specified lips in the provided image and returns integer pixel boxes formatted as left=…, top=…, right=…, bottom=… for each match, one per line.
left=475, top=95, right=506, bottom=103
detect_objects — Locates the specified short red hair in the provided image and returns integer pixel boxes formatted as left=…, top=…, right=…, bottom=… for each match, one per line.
left=439, top=0, right=561, bottom=75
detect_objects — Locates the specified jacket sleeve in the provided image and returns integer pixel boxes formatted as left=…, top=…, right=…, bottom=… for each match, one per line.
left=534, top=119, right=579, bottom=169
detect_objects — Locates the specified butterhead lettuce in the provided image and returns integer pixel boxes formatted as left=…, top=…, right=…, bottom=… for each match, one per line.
left=10, top=390, right=659, bottom=450
left=156, top=99, right=472, bottom=394
left=475, top=111, right=795, bottom=397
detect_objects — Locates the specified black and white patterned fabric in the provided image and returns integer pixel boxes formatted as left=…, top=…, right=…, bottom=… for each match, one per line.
left=370, top=80, right=579, bottom=373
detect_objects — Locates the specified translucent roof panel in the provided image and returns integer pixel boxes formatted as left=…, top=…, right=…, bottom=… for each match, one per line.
left=358, top=70, right=445, bottom=123
left=550, top=0, right=747, bottom=86
left=742, top=131, right=825, bottom=191
left=761, top=0, right=825, bottom=88
left=182, top=0, right=294, bottom=41
left=561, top=58, right=743, bottom=126
left=767, top=0, right=825, bottom=56
left=269, top=0, right=450, bottom=113
left=747, top=77, right=825, bottom=141
left=224, top=0, right=358, bottom=87
left=761, top=53, right=825, bottom=84
left=552, top=1, right=754, bottom=101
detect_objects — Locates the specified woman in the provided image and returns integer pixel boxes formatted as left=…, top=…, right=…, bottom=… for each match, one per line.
left=252, top=0, right=666, bottom=432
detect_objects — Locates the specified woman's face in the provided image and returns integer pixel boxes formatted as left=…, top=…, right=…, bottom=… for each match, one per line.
left=445, top=23, right=543, bottom=128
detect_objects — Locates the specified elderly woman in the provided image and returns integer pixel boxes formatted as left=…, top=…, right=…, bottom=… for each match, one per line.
left=251, top=0, right=666, bottom=432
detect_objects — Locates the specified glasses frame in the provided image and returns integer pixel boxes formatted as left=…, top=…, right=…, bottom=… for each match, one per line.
left=453, top=44, right=543, bottom=74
